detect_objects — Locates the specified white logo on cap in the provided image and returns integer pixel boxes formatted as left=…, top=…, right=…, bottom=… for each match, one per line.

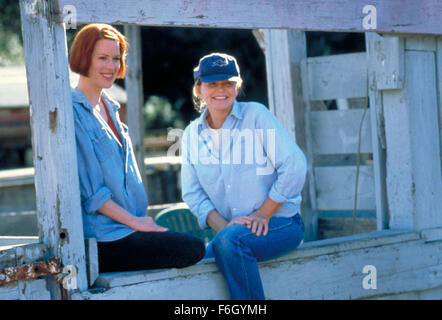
left=212, top=58, right=229, bottom=67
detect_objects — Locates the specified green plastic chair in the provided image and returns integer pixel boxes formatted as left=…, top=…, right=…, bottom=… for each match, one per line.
left=154, top=205, right=214, bottom=244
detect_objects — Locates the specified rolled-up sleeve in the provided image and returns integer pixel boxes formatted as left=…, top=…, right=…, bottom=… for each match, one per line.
left=74, top=118, right=112, bottom=214
left=258, top=108, right=307, bottom=205
left=181, top=126, right=215, bottom=229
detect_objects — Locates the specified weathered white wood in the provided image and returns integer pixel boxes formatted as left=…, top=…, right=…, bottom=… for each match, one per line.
left=56, top=0, right=442, bottom=35
left=421, top=227, right=442, bottom=243
left=0, top=242, right=53, bottom=299
left=383, top=47, right=442, bottom=230
left=19, top=0, right=87, bottom=291
left=0, top=168, right=34, bottom=188
left=314, top=166, right=375, bottom=211
left=85, top=238, right=99, bottom=287
left=365, top=33, right=390, bottom=230
left=264, top=29, right=318, bottom=241
left=124, top=25, right=146, bottom=192
left=311, top=109, right=372, bottom=155
left=263, top=29, right=296, bottom=140
left=405, top=35, right=437, bottom=51
left=0, top=279, right=52, bottom=300
left=369, top=35, right=405, bottom=90
left=300, top=57, right=319, bottom=241
left=436, top=37, right=442, bottom=179
left=306, top=53, right=367, bottom=101
left=71, top=230, right=442, bottom=300
left=0, top=236, right=39, bottom=251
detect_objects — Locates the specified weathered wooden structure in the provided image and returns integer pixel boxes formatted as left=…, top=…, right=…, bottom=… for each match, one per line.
left=1, top=0, right=442, bottom=300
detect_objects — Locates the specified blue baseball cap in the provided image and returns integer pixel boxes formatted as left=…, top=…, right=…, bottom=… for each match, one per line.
left=193, top=53, right=241, bottom=83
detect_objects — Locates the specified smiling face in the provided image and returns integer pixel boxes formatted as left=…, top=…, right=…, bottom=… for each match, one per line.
left=195, top=80, right=239, bottom=115
left=85, top=38, right=121, bottom=90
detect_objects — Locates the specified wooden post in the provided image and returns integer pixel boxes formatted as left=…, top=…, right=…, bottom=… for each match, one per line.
left=381, top=34, right=442, bottom=230
left=436, top=37, right=442, bottom=180
left=19, top=0, right=88, bottom=294
left=123, top=25, right=147, bottom=193
left=263, top=30, right=318, bottom=241
left=365, top=33, right=400, bottom=230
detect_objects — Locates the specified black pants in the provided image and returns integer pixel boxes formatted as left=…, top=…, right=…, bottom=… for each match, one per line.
left=97, top=231, right=206, bottom=273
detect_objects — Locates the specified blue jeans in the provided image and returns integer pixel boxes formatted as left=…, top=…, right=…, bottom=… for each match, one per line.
left=205, top=214, right=304, bottom=300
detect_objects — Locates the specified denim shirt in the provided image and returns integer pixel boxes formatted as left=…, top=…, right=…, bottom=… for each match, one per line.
left=72, top=88, right=148, bottom=242
left=181, top=100, right=307, bottom=229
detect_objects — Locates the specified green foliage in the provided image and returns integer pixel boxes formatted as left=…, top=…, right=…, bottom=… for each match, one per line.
left=143, top=96, right=185, bottom=131
left=0, top=0, right=24, bottom=66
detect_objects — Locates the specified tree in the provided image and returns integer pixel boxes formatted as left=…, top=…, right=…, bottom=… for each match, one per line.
left=0, top=0, right=24, bottom=65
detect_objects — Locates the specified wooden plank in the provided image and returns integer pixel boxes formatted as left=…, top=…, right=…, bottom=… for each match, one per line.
left=365, top=33, right=390, bottom=230
left=56, top=0, right=442, bottom=35
left=405, top=35, right=437, bottom=51
left=436, top=37, right=442, bottom=179
left=314, top=166, right=376, bottom=211
left=383, top=48, right=442, bottom=230
left=318, top=217, right=377, bottom=240
left=369, top=35, right=405, bottom=90
left=84, top=238, right=99, bottom=287
left=19, top=0, right=87, bottom=292
left=72, top=230, right=442, bottom=300
left=306, top=53, right=367, bottom=101
left=310, top=109, right=372, bottom=155
left=0, top=236, right=39, bottom=251
left=263, top=29, right=296, bottom=140
left=0, top=168, right=34, bottom=187
left=264, top=29, right=318, bottom=241
left=300, top=58, right=319, bottom=241
left=124, top=25, right=147, bottom=192
left=0, top=279, right=52, bottom=300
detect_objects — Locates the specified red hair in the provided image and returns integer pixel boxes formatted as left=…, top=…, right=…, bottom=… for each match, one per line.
left=69, top=24, right=128, bottom=79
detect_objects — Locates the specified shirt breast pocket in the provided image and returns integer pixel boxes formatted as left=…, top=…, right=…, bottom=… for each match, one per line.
left=93, top=129, right=121, bottom=164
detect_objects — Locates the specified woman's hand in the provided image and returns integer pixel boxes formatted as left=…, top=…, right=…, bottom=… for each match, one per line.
left=98, top=200, right=168, bottom=233
left=247, top=211, right=270, bottom=236
left=128, top=216, right=168, bottom=232
left=226, top=215, right=254, bottom=228
left=226, top=212, right=270, bottom=237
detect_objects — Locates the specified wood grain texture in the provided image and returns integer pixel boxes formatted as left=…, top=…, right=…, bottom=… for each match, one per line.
left=19, top=0, right=87, bottom=291
left=57, top=0, right=442, bottom=35
left=71, top=230, right=442, bottom=299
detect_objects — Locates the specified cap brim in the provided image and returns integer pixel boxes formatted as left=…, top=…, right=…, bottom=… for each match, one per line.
left=199, top=74, right=241, bottom=83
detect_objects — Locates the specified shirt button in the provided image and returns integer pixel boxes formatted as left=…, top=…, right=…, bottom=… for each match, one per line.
left=233, top=208, right=237, bottom=211
left=226, top=184, right=231, bottom=188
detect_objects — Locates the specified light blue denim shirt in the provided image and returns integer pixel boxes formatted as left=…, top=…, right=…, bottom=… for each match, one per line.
left=72, top=88, right=148, bottom=242
left=181, top=100, right=307, bottom=229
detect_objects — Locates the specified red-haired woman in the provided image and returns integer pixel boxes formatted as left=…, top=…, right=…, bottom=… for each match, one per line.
left=70, top=24, right=205, bottom=273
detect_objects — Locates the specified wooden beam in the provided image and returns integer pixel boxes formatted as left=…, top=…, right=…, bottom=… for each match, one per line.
left=56, top=0, right=442, bottom=35
left=124, top=25, right=147, bottom=192
left=264, top=29, right=318, bottom=241
left=310, top=109, right=372, bottom=155
left=314, top=166, right=376, bottom=211
left=365, top=33, right=391, bottom=230
left=71, top=230, right=442, bottom=300
left=19, top=0, right=88, bottom=292
left=436, top=37, right=442, bottom=179
left=306, top=53, right=367, bottom=101
left=383, top=38, right=442, bottom=230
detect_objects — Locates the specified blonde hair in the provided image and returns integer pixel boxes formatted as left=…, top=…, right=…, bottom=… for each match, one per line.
left=192, top=78, right=243, bottom=113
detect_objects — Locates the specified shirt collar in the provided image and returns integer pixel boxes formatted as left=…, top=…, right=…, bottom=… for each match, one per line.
left=71, top=87, right=120, bottom=112
left=197, top=100, right=243, bottom=128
